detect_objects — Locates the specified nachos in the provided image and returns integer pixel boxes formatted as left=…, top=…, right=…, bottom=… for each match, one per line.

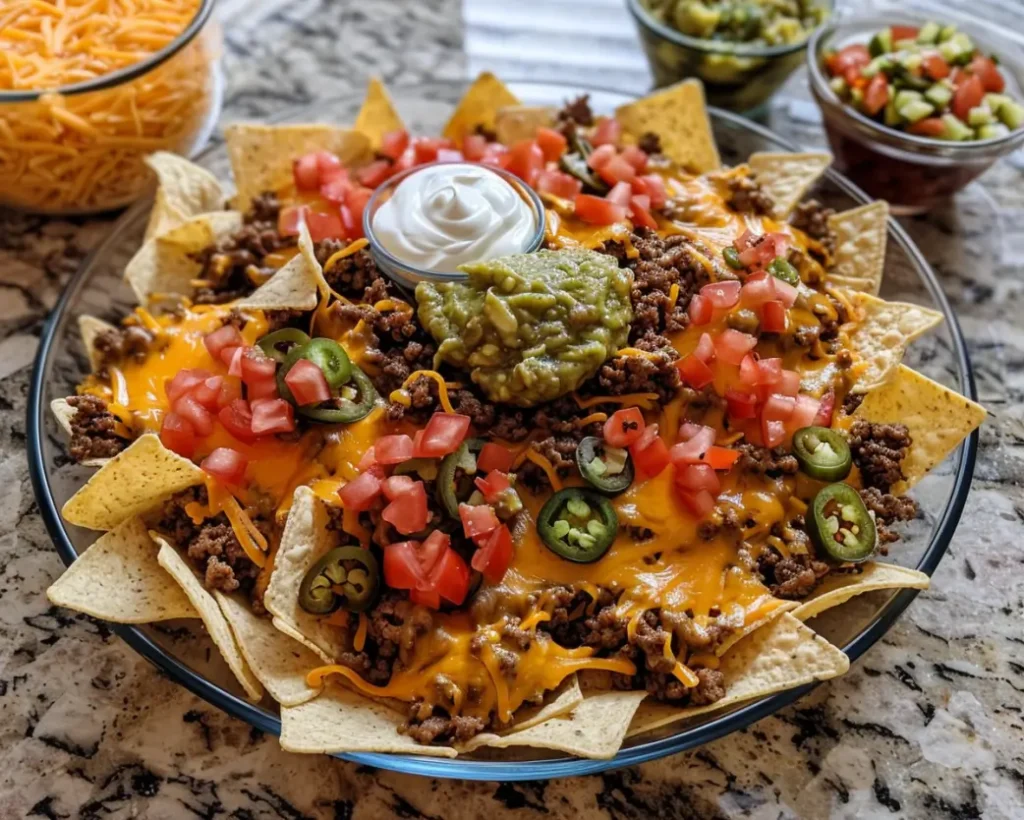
left=47, top=75, right=985, bottom=759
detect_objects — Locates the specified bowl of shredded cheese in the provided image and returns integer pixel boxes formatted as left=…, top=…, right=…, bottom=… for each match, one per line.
left=0, top=0, right=221, bottom=215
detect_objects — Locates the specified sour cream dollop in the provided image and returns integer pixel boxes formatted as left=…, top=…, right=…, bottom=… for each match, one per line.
left=371, top=163, right=537, bottom=274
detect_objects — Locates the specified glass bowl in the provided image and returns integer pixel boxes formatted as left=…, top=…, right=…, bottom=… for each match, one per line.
left=27, top=80, right=978, bottom=781
left=0, top=0, right=223, bottom=216
left=625, top=0, right=834, bottom=113
left=363, top=161, right=546, bottom=289
left=807, top=12, right=1024, bottom=215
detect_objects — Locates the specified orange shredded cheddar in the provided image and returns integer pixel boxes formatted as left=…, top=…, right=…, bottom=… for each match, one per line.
left=576, top=412, right=608, bottom=427
left=322, top=237, right=369, bottom=272
left=616, top=347, right=665, bottom=361
left=524, top=448, right=563, bottom=492
left=667, top=282, right=680, bottom=313
left=207, top=481, right=267, bottom=568
left=323, top=609, right=350, bottom=629
left=519, top=610, right=551, bottom=631
left=572, top=391, right=659, bottom=410
left=402, top=370, right=456, bottom=413
left=353, top=612, right=368, bottom=652
left=671, top=661, right=700, bottom=688
left=388, top=389, right=412, bottom=407
left=108, top=367, right=129, bottom=408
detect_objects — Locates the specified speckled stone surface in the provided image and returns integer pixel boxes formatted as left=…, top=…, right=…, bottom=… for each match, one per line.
left=2, top=1, right=1023, bottom=817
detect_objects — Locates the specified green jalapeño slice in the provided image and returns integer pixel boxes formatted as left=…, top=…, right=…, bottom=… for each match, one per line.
left=575, top=436, right=634, bottom=495
left=808, top=483, right=876, bottom=564
left=793, top=426, right=852, bottom=482
left=537, top=488, right=618, bottom=563
left=298, top=546, right=380, bottom=614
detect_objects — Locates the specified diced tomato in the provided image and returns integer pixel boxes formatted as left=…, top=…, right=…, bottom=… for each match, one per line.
left=415, top=413, right=471, bottom=458
left=217, top=399, right=255, bottom=443
left=701, top=280, right=741, bottom=310
left=771, top=277, right=798, bottom=307
left=474, top=469, right=512, bottom=504
left=216, top=377, right=243, bottom=409
left=714, top=329, right=758, bottom=366
left=418, top=530, right=449, bottom=576
left=278, top=205, right=309, bottom=237
left=536, top=169, right=582, bottom=200
left=249, top=398, right=295, bottom=435
left=477, top=442, right=515, bottom=473
left=381, top=129, right=410, bottom=161
left=952, top=73, right=985, bottom=121
left=630, top=423, right=670, bottom=478
left=738, top=235, right=777, bottom=268
left=738, top=353, right=760, bottom=388
left=472, top=524, right=514, bottom=584
left=637, top=174, right=667, bottom=209
left=755, top=357, right=783, bottom=386
left=761, top=394, right=796, bottom=448
left=160, top=412, right=196, bottom=457
left=319, top=168, right=352, bottom=204
left=459, top=503, right=500, bottom=541
left=507, top=140, right=544, bottom=186
left=305, top=209, right=345, bottom=242
left=357, top=446, right=377, bottom=472
left=629, top=197, right=658, bottom=230
left=631, top=193, right=650, bottom=211
left=586, top=143, right=617, bottom=170
left=428, top=547, right=471, bottom=605
left=240, top=347, right=276, bottom=385
left=574, top=193, right=626, bottom=226
left=603, top=407, right=645, bottom=448
left=355, top=159, right=392, bottom=189
left=201, top=447, right=248, bottom=487
left=741, top=274, right=776, bottom=308
left=908, top=117, right=946, bottom=137
left=826, top=43, right=871, bottom=79
left=863, top=73, right=889, bottom=116
left=688, top=293, right=712, bottom=326
left=535, top=126, right=568, bottom=163
left=669, top=424, right=715, bottom=465
left=677, top=354, right=714, bottom=389
left=814, top=388, right=836, bottom=427
left=191, top=375, right=223, bottom=411
left=890, top=25, right=919, bottom=42
left=282, top=358, right=330, bottom=406
left=480, top=142, right=511, bottom=169
left=247, top=377, right=278, bottom=402
left=344, top=186, right=373, bottom=239
left=734, top=229, right=758, bottom=252
left=725, top=389, right=758, bottom=420
left=606, top=181, right=633, bottom=209
left=462, top=133, right=488, bottom=161
left=382, top=480, right=428, bottom=535
left=922, top=53, right=950, bottom=81
left=777, top=369, right=801, bottom=397
left=694, top=332, right=715, bottom=363
left=620, top=144, right=648, bottom=173
left=338, top=469, right=383, bottom=512
left=675, top=462, right=721, bottom=495
left=591, top=117, right=622, bottom=147
left=677, top=488, right=716, bottom=518
left=702, top=446, right=740, bottom=471
left=292, top=152, right=321, bottom=191
left=166, top=368, right=212, bottom=405
left=409, top=588, right=442, bottom=608
left=383, top=540, right=424, bottom=590
left=204, top=324, right=243, bottom=361
left=413, top=137, right=446, bottom=163
left=969, top=54, right=1005, bottom=93
left=375, top=434, right=415, bottom=465
left=789, top=394, right=822, bottom=431
left=224, top=346, right=244, bottom=377
left=598, top=155, right=637, bottom=187
left=173, top=394, right=213, bottom=437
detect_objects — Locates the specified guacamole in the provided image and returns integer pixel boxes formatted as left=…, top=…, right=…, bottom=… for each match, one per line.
left=643, top=0, right=826, bottom=46
left=416, top=249, right=633, bottom=406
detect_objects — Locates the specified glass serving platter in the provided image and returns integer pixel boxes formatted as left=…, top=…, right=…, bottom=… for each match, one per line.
left=27, top=80, right=978, bottom=781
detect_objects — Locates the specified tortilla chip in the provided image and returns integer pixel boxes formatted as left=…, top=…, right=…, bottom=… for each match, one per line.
left=442, top=72, right=521, bottom=143
left=265, top=486, right=347, bottom=663
left=280, top=682, right=458, bottom=757
left=235, top=250, right=319, bottom=311
left=216, top=592, right=324, bottom=707
left=155, top=538, right=263, bottom=701
left=78, top=314, right=116, bottom=372
left=62, top=433, right=203, bottom=531
left=714, top=598, right=799, bottom=657
left=494, top=105, right=557, bottom=146
left=850, top=294, right=943, bottom=391
left=143, top=152, right=225, bottom=241
left=854, top=364, right=986, bottom=491
left=50, top=398, right=115, bottom=468
left=827, top=275, right=879, bottom=295
left=791, top=562, right=930, bottom=621
left=748, top=152, right=831, bottom=218
left=615, top=80, right=720, bottom=173
left=627, top=613, right=849, bottom=738
left=828, top=201, right=889, bottom=295
left=354, top=77, right=404, bottom=150
left=125, top=211, right=242, bottom=304
left=46, top=516, right=197, bottom=622
left=224, top=123, right=371, bottom=211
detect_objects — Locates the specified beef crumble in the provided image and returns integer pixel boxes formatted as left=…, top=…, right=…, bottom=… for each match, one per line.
left=756, top=547, right=831, bottom=599
left=556, top=94, right=594, bottom=127
left=790, top=200, right=837, bottom=257
left=859, top=486, right=918, bottom=546
left=92, top=324, right=156, bottom=371
left=726, top=175, right=775, bottom=216
left=596, top=331, right=681, bottom=402
left=637, top=131, right=662, bottom=156
left=65, top=394, right=128, bottom=462
left=848, top=420, right=911, bottom=493
left=735, top=442, right=799, bottom=477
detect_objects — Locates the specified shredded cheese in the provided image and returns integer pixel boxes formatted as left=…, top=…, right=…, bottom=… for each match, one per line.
left=207, top=481, right=267, bottom=568
left=616, top=347, right=666, bottom=361
left=671, top=661, right=700, bottom=688
left=322, top=237, right=369, bottom=272
left=519, top=610, right=551, bottom=631
left=667, top=282, right=681, bottom=313
left=0, top=0, right=216, bottom=212
left=388, top=389, right=412, bottom=407
left=323, top=609, right=350, bottom=629
left=572, top=391, right=659, bottom=410
left=401, top=370, right=456, bottom=413
left=524, top=448, right=563, bottom=492
left=108, top=367, right=130, bottom=408
left=575, top=412, right=608, bottom=427
left=353, top=612, right=368, bottom=652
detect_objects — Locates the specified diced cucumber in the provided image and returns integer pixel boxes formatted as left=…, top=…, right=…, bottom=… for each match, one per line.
left=850, top=87, right=864, bottom=108
left=938, top=24, right=958, bottom=43
left=948, top=33, right=975, bottom=64
left=977, top=123, right=1011, bottom=140
left=899, top=51, right=924, bottom=73
left=862, top=55, right=892, bottom=78
left=925, top=82, right=953, bottom=108
left=984, top=93, right=1011, bottom=114
left=917, top=22, right=941, bottom=44
left=883, top=98, right=902, bottom=127
left=967, top=105, right=995, bottom=127
left=899, top=99, right=936, bottom=124
left=894, top=38, right=918, bottom=52
left=893, top=88, right=924, bottom=111
left=869, top=28, right=893, bottom=57
left=997, top=100, right=1024, bottom=130
left=941, top=113, right=974, bottom=140
left=829, top=76, right=848, bottom=97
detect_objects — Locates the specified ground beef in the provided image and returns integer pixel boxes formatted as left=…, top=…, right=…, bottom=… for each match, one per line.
left=518, top=434, right=581, bottom=493
left=92, top=325, right=156, bottom=371
left=736, top=442, right=799, bottom=477
left=322, top=247, right=393, bottom=302
left=860, top=486, right=918, bottom=546
left=65, top=394, right=128, bottom=462
left=848, top=420, right=911, bottom=493
left=596, top=331, right=681, bottom=402
left=402, top=713, right=487, bottom=745
left=727, top=175, right=774, bottom=216
left=842, top=391, right=865, bottom=416
left=637, top=131, right=662, bottom=156
left=557, top=94, right=594, bottom=127
left=246, top=191, right=281, bottom=225
left=757, top=548, right=830, bottom=599
left=790, top=199, right=837, bottom=256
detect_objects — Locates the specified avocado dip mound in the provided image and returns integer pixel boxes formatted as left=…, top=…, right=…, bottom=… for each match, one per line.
left=416, top=249, right=633, bottom=406
left=642, top=0, right=827, bottom=45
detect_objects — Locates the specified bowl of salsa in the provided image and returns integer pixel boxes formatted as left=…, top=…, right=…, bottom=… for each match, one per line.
left=807, top=13, right=1024, bottom=214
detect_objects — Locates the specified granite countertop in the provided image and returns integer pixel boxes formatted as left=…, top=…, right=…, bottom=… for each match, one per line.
left=2, top=0, right=1023, bottom=817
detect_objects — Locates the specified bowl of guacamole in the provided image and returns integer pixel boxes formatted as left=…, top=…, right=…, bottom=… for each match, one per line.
left=626, top=0, right=833, bottom=113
